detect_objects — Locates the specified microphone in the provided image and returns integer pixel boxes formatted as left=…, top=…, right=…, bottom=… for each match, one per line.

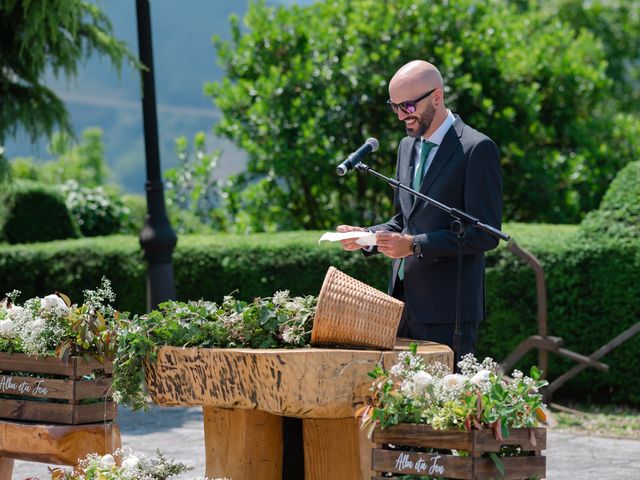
left=336, top=138, right=379, bottom=176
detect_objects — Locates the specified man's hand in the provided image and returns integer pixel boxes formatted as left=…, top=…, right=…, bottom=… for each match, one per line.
left=376, top=231, right=413, bottom=258
left=336, top=225, right=367, bottom=251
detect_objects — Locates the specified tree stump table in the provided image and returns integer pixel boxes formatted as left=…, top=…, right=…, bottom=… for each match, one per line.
left=0, top=420, right=121, bottom=480
left=145, top=339, right=452, bottom=480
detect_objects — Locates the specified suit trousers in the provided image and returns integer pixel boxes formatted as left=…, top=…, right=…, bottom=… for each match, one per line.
left=392, top=279, right=478, bottom=359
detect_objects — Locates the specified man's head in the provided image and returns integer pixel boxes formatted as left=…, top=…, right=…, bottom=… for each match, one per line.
left=388, top=61, right=446, bottom=138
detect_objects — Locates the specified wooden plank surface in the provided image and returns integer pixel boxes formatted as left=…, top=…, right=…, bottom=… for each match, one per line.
left=373, top=424, right=473, bottom=451
left=146, top=342, right=452, bottom=418
left=0, top=352, right=112, bottom=377
left=474, top=456, right=546, bottom=479
left=0, top=457, right=13, bottom=480
left=202, top=407, right=282, bottom=480
left=0, top=353, right=76, bottom=376
left=303, top=418, right=361, bottom=480
left=373, top=425, right=546, bottom=453
left=73, top=378, right=113, bottom=401
left=372, top=449, right=472, bottom=478
left=0, top=398, right=116, bottom=424
left=0, top=374, right=73, bottom=400
left=0, top=419, right=120, bottom=465
left=473, top=427, right=547, bottom=452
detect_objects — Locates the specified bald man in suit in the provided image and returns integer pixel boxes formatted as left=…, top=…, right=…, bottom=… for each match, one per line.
left=338, top=60, right=503, bottom=356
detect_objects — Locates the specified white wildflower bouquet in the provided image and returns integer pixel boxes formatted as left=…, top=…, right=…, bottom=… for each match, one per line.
left=49, top=448, right=196, bottom=480
left=0, top=277, right=120, bottom=362
left=359, top=344, right=548, bottom=439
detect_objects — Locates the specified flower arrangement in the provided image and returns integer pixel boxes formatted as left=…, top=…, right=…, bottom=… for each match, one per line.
left=113, top=290, right=317, bottom=410
left=360, top=344, right=548, bottom=439
left=0, top=278, right=119, bottom=362
left=49, top=448, right=228, bottom=480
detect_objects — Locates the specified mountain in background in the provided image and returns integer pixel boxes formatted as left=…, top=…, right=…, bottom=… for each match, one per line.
left=6, top=0, right=310, bottom=192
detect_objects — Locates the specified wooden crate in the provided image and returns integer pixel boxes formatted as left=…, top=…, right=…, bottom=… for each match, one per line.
left=0, top=352, right=116, bottom=424
left=372, top=423, right=546, bottom=480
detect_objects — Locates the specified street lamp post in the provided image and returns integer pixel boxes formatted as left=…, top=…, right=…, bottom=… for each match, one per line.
left=135, top=0, right=177, bottom=311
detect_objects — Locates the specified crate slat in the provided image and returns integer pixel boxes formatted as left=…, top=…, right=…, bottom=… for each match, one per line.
left=0, top=353, right=76, bottom=376
left=0, top=399, right=75, bottom=423
left=73, top=377, right=113, bottom=402
left=72, top=401, right=117, bottom=424
left=474, top=456, right=546, bottom=479
left=473, top=427, right=547, bottom=452
left=0, top=374, right=73, bottom=400
left=373, top=424, right=473, bottom=450
left=372, top=449, right=471, bottom=478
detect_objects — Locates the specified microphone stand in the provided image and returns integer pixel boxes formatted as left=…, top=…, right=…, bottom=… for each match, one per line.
left=355, top=162, right=510, bottom=365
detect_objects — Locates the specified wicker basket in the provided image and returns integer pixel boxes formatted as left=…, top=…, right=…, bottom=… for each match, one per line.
left=311, top=266, right=404, bottom=350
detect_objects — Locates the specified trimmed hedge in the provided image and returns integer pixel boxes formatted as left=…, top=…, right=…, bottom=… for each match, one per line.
left=0, top=224, right=638, bottom=406
left=0, top=181, right=79, bottom=244
left=580, top=160, right=640, bottom=242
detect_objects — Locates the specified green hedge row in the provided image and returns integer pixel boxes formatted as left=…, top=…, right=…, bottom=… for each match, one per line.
left=0, top=224, right=638, bottom=406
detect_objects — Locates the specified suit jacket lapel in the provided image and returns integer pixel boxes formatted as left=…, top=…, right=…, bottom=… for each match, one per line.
left=409, top=115, right=465, bottom=217
left=399, top=136, right=419, bottom=215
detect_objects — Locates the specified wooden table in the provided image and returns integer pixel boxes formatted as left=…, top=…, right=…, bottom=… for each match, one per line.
left=145, top=340, right=452, bottom=480
left=0, top=420, right=120, bottom=480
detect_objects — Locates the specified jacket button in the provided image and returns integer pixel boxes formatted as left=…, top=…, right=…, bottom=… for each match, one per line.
left=408, top=220, right=414, bottom=227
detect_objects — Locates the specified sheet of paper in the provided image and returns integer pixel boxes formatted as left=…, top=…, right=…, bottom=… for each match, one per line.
left=318, top=231, right=377, bottom=246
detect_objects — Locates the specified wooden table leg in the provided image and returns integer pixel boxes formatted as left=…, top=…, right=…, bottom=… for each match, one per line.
left=0, top=457, right=14, bottom=480
left=303, top=418, right=366, bottom=480
left=202, top=407, right=282, bottom=480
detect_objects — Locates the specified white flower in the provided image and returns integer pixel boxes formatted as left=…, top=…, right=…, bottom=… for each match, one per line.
left=42, top=294, right=69, bottom=314
left=470, top=369, right=491, bottom=386
left=442, top=373, right=466, bottom=390
left=0, top=319, right=14, bottom=336
left=100, top=453, right=116, bottom=468
left=412, top=371, right=433, bottom=389
left=32, top=317, right=46, bottom=330
left=122, top=454, right=140, bottom=471
left=7, top=306, right=24, bottom=317
left=400, top=380, right=416, bottom=397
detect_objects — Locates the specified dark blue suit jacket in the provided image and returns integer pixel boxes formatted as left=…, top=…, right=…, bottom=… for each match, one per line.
left=367, top=115, right=503, bottom=325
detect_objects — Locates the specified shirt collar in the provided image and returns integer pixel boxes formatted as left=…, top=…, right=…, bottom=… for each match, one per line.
left=423, top=109, right=455, bottom=146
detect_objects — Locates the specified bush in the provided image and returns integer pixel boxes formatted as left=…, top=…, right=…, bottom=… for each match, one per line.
left=579, top=161, right=640, bottom=242
left=0, top=180, right=79, bottom=244
left=0, top=224, right=638, bottom=406
left=120, top=194, right=146, bottom=235
left=58, top=180, right=128, bottom=237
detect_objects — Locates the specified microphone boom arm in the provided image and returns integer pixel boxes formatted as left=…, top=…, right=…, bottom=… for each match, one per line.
left=354, top=162, right=510, bottom=242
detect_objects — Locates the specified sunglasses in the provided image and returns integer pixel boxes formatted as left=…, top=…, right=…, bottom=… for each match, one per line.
left=387, top=88, right=437, bottom=114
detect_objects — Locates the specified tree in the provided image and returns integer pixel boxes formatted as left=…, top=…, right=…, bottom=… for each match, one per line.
left=0, top=0, right=137, bottom=144
left=208, top=0, right=640, bottom=229
left=10, top=128, right=110, bottom=188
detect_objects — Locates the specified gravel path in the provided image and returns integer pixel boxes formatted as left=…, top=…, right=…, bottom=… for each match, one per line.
left=11, top=405, right=640, bottom=479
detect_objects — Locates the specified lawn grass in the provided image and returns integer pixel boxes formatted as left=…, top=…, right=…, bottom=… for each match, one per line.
left=550, top=403, right=640, bottom=439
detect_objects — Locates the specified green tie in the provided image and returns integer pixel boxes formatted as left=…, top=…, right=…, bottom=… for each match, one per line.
left=399, top=140, right=436, bottom=281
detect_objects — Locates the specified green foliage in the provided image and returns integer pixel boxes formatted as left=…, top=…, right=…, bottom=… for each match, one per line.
left=164, top=132, right=227, bottom=233
left=541, top=0, right=640, bottom=111
left=579, top=161, right=640, bottom=243
left=113, top=292, right=316, bottom=410
left=0, top=225, right=638, bottom=405
left=120, top=194, right=147, bottom=235
left=59, top=180, right=128, bottom=237
left=10, top=128, right=111, bottom=187
left=0, top=1, right=138, bottom=143
left=0, top=180, right=80, bottom=244
left=208, top=0, right=639, bottom=228
left=362, top=351, right=546, bottom=436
